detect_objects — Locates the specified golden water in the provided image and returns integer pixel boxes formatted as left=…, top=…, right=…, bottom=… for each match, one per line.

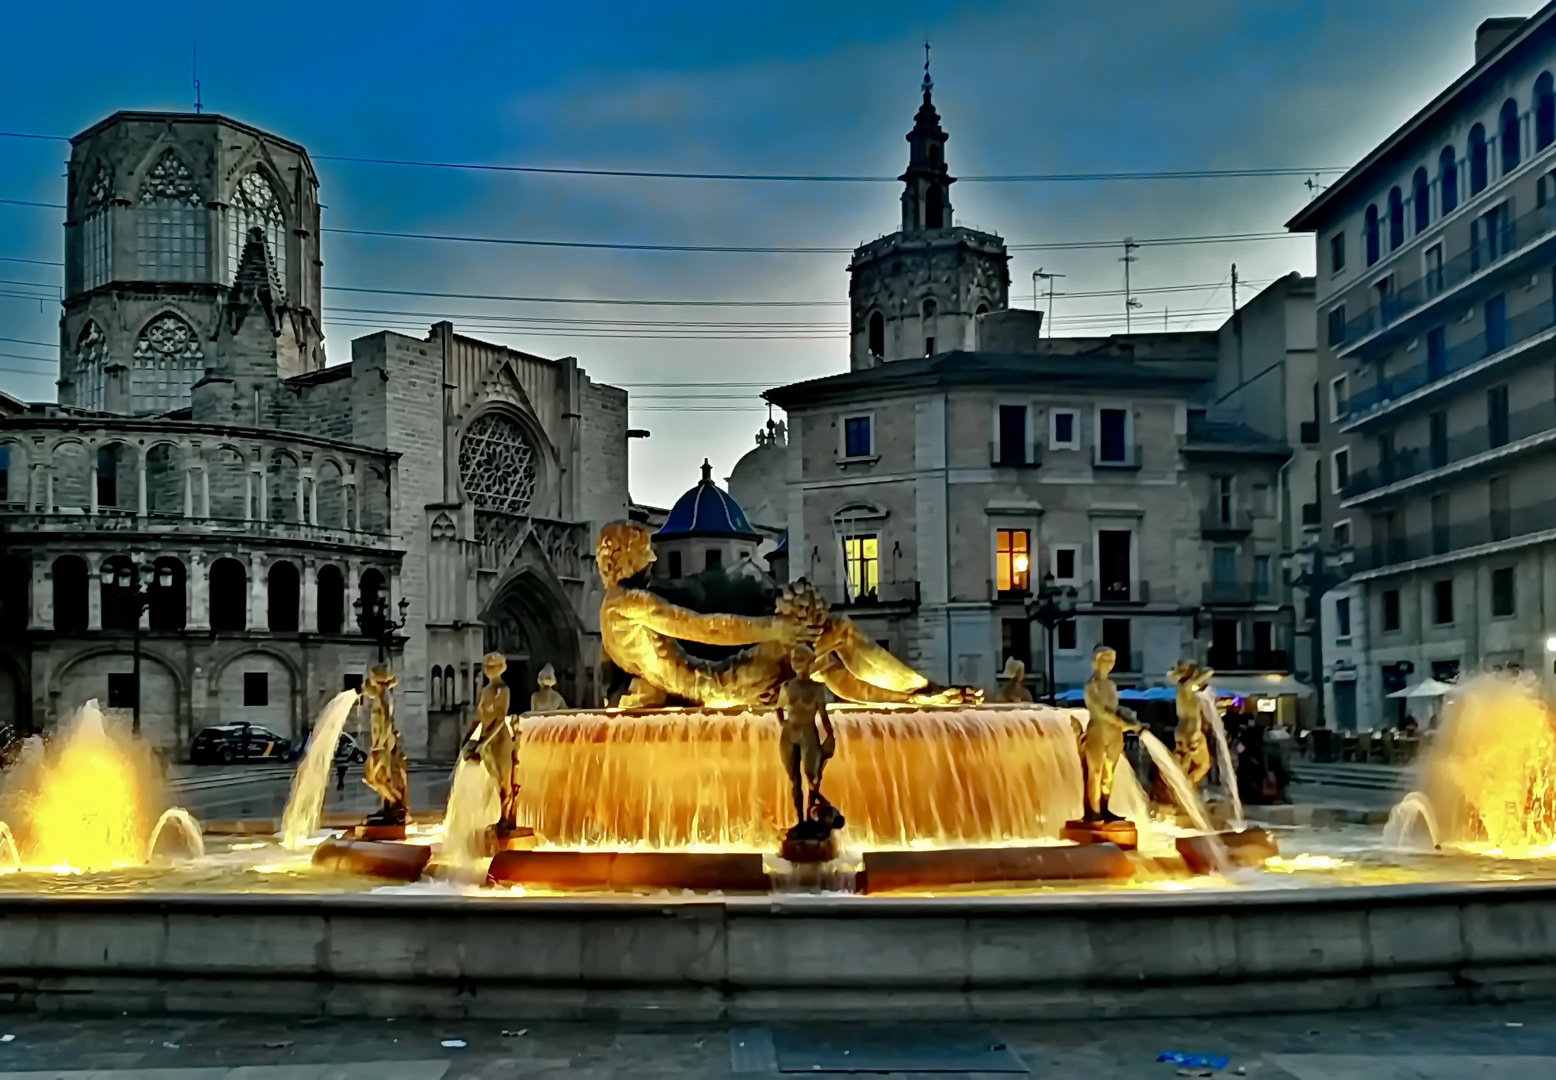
left=1201, top=690, right=1244, bottom=830
left=517, top=705, right=1084, bottom=851
left=441, top=756, right=499, bottom=866
left=1394, top=675, right=1556, bottom=854
left=280, top=690, right=361, bottom=849
left=0, top=702, right=169, bottom=871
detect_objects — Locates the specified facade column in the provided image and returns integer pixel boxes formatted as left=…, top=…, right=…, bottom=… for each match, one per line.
left=43, top=464, right=54, bottom=512
left=295, top=473, right=305, bottom=524
left=301, top=557, right=317, bottom=634
left=29, top=554, right=49, bottom=630
left=87, top=552, right=103, bottom=631
left=255, top=469, right=267, bottom=522
left=249, top=553, right=268, bottom=632
left=30, top=463, right=46, bottom=513
left=345, top=480, right=358, bottom=532
left=201, top=466, right=210, bottom=518
left=89, top=452, right=99, bottom=515
left=187, top=550, right=210, bottom=631
left=183, top=468, right=194, bottom=517
left=244, top=471, right=253, bottom=519
left=136, top=459, right=147, bottom=518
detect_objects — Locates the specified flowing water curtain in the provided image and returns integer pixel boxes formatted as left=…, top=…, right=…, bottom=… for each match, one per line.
left=228, top=171, right=287, bottom=294
left=136, top=148, right=207, bottom=283
left=131, top=314, right=204, bottom=413
left=459, top=413, right=537, bottom=516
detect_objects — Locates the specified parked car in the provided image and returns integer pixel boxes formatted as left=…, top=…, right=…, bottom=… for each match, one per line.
left=189, top=723, right=297, bottom=765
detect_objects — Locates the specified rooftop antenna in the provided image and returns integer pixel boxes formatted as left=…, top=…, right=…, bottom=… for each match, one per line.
left=1033, top=268, right=1065, bottom=338
left=192, top=40, right=203, bottom=114
left=1121, top=238, right=1142, bottom=334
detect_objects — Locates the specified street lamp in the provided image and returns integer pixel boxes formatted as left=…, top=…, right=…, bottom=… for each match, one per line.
left=353, top=591, right=410, bottom=664
left=100, top=551, right=172, bottom=737
left=1026, top=572, right=1078, bottom=704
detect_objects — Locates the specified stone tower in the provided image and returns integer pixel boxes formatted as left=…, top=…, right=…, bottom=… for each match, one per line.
left=59, top=112, right=324, bottom=415
left=847, top=71, right=1011, bottom=370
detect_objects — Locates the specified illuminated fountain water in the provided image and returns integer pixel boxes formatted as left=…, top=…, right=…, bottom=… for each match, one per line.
left=280, top=690, right=362, bottom=849
left=441, top=756, right=499, bottom=867
left=1202, top=689, right=1244, bottom=830
left=1387, top=674, right=1556, bottom=854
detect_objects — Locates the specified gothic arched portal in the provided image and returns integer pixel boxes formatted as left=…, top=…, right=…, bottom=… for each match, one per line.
left=481, top=569, right=582, bottom=709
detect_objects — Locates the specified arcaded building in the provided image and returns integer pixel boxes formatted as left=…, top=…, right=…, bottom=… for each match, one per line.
left=0, top=111, right=629, bottom=758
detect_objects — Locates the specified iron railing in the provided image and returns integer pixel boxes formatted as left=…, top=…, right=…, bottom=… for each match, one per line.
left=1342, top=396, right=1556, bottom=500
left=1353, top=494, right=1556, bottom=571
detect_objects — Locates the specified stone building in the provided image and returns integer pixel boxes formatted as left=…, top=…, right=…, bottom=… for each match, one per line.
left=0, top=111, right=629, bottom=758
left=764, top=82, right=1302, bottom=703
left=1289, top=10, right=1556, bottom=729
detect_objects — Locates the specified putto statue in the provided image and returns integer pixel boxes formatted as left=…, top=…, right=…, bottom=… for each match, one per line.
left=994, top=656, right=1033, bottom=703
left=1078, top=645, right=1141, bottom=823
left=596, top=521, right=980, bottom=708
left=776, top=645, right=844, bottom=853
left=530, top=663, right=567, bottom=713
left=361, top=665, right=410, bottom=827
left=463, top=652, right=520, bottom=836
left=1169, top=660, right=1214, bottom=789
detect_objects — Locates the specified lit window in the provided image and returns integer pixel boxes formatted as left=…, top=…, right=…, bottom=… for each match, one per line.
left=228, top=172, right=287, bottom=295
left=843, top=534, right=879, bottom=598
left=843, top=416, right=872, bottom=458
left=996, top=529, right=1031, bottom=594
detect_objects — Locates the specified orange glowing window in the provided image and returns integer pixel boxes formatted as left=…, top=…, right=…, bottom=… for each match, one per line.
left=996, top=529, right=1031, bottom=593
left=843, top=535, right=879, bottom=598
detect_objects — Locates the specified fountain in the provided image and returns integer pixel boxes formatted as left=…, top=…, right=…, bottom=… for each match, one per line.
left=279, top=689, right=361, bottom=848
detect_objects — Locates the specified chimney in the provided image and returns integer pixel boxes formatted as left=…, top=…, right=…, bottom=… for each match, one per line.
left=1477, top=17, right=1525, bottom=63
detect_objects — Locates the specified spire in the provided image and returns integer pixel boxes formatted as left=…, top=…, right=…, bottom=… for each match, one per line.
left=223, top=226, right=279, bottom=337
left=700, top=458, right=713, bottom=483
left=900, top=52, right=954, bottom=233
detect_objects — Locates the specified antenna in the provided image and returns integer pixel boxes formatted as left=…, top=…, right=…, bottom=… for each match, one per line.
left=1033, top=269, right=1066, bottom=338
left=192, top=40, right=202, bottom=114
left=1120, top=238, right=1141, bottom=334
left=1231, top=262, right=1239, bottom=312
left=922, top=38, right=933, bottom=94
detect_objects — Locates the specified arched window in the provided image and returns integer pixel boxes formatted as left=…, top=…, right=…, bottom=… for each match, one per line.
left=96, top=443, right=129, bottom=510
left=922, top=298, right=937, bottom=320
left=1387, top=187, right=1404, bottom=251
left=1440, top=146, right=1459, bottom=215
left=1364, top=204, right=1380, bottom=266
left=132, top=313, right=204, bottom=414
left=975, top=302, right=989, bottom=316
left=0, top=555, right=27, bottom=632
left=99, top=555, right=138, bottom=631
left=209, top=558, right=247, bottom=632
left=52, top=556, right=88, bottom=632
left=148, top=557, right=186, bottom=631
left=316, top=564, right=344, bottom=633
left=81, top=163, right=113, bottom=291
left=867, top=311, right=884, bottom=358
left=74, top=321, right=108, bottom=412
left=443, top=666, right=456, bottom=707
left=1412, top=167, right=1430, bottom=233
left=357, top=568, right=385, bottom=633
left=1469, top=123, right=1488, bottom=194
left=136, top=148, right=206, bottom=282
left=1538, top=73, right=1555, bottom=151
left=925, top=184, right=944, bottom=229
left=228, top=171, right=286, bottom=295
left=1500, top=98, right=1521, bottom=175
left=458, top=415, right=537, bottom=516
left=267, top=560, right=299, bottom=632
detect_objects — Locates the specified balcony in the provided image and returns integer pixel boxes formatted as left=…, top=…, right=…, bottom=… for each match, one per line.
left=1084, top=579, right=1151, bottom=605
left=1341, top=396, right=1556, bottom=504
left=1200, top=507, right=1254, bottom=537
left=1092, top=443, right=1143, bottom=470
left=0, top=512, right=395, bottom=550
left=1299, top=420, right=1320, bottom=444
left=1301, top=502, right=1321, bottom=527
left=1352, top=494, right=1556, bottom=573
left=988, top=440, right=1042, bottom=469
left=1208, top=648, right=1292, bottom=672
left=1334, top=198, right=1556, bottom=359
left=1201, top=580, right=1275, bottom=606
left=821, top=580, right=921, bottom=609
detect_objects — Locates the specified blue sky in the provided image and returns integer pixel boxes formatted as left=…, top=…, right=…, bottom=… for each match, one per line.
left=0, top=0, right=1529, bottom=506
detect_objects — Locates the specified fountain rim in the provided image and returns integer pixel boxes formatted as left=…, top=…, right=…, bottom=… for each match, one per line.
left=522, top=701, right=1078, bottom=719
left=1, top=876, right=1551, bottom=916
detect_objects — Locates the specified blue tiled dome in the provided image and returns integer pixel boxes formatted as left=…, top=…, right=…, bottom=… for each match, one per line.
left=657, top=459, right=761, bottom=540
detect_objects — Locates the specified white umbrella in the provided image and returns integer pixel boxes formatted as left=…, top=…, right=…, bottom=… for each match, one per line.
left=1386, top=677, right=1453, bottom=699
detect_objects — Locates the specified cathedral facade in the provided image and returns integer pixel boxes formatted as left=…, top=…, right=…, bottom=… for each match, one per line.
left=0, top=111, right=629, bottom=758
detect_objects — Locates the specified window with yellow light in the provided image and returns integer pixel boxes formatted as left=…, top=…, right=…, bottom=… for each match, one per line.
left=996, top=529, right=1031, bottom=594
left=843, top=534, right=879, bottom=598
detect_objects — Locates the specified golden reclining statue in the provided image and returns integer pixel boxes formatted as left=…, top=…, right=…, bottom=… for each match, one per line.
left=597, top=521, right=980, bottom=708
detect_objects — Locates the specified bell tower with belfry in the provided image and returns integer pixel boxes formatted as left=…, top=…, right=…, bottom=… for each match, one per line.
left=847, top=48, right=1012, bottom=371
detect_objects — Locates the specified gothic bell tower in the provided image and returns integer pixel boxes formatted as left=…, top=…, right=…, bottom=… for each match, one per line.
left=847, top=59, right=1011, bottom=370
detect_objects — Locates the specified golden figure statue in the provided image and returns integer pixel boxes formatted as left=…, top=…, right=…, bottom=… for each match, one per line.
left=1080, top=646, right=1140, bottom=823
left=994, top=656, right=1033, bottom=703
left=463, top=652, right=519, bottom=833
left=776, top=645, right=842, bottom=840
left=1169, top=660, right=1214, bottom=789
left=361, top=665, right=410, bottom=825
left=596, top=520, right=980, bottom=707
left=530, top=663, right=567, bottom=713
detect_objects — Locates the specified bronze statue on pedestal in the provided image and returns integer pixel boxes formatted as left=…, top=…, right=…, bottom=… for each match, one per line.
left=530, top=663, right=567, bottom=713
left=1169, top=660, right=1214, bottom=790
left=1079, top=645, right=1141, bottom=823
left=994, top=656, right=1033, bottom=703
left=776, top=645, right=844, bottom=856
left=361, top=665, right=410, bottom=827
left=596, top=521, right=979, bottom=708
left=463, top=652, right=520, bottom=836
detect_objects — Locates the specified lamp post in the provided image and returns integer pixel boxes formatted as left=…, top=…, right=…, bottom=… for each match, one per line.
left=354, top=591, right=409, bottom=664
left=100, top=552, right=172, bottom=737
left=1026, top=572, right=1079, bottom=704
left=1287, top=540, right=1347, bottom=729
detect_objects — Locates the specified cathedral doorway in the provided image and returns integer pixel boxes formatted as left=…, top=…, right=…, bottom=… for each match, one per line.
left=481, top=570, right=580, bottom=711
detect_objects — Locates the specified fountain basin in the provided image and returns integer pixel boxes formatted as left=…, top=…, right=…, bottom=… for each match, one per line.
left=2, top=881, right=1556, bottom=1020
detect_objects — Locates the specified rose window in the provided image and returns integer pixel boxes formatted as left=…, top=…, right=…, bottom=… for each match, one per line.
left=459, top=413, right=537, bottom=515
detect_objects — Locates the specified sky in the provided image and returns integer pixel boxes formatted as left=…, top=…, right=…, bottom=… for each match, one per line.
left=0, top=0, right=1533, bottom=507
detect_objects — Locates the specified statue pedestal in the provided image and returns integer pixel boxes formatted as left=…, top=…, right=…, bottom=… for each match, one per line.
left=485, top=825, right=538, bottom=854
left=345, top=823, right=407, bottom=841
left=1061, top=819, right=1138, bottom=851
left=780, top=833, right=841, bottom=864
